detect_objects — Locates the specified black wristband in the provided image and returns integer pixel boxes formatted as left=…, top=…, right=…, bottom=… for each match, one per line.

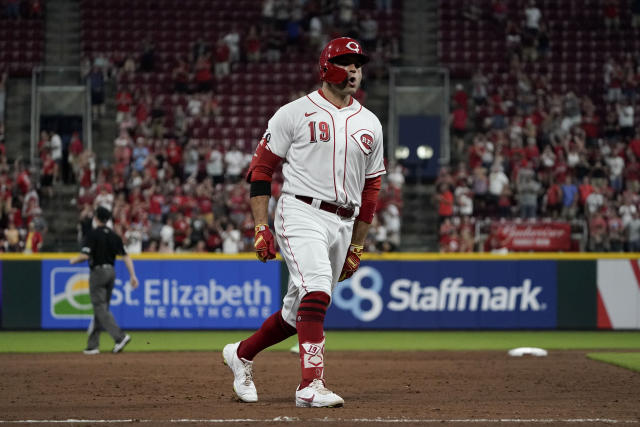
left=250, top=180, right=271, bottom=197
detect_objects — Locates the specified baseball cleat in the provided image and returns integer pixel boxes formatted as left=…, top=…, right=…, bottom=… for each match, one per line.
left=295, top=379, right=344, bottom=408
left=223, top=342, right=258, bottom=403
left=112, top=334, right=131, bottom=353
left=83, top=348, right=100, bottom=355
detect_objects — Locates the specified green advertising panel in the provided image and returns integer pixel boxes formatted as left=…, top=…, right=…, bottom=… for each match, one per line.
left=2, top=261, right=42, bottom=329
left=556, top=260, right=597, bottom=329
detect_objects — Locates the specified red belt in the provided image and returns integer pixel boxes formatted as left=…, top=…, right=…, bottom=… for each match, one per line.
left=295, top=195, right=355, bottom=218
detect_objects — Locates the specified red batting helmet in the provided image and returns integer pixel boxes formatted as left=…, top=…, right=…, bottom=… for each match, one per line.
left=318, top=37, right=369, bottom=84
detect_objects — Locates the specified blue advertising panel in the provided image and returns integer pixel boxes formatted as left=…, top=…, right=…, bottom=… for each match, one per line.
left=326, top=260, right=557, bottom=329
left=41, top=260, right=280, bottom=329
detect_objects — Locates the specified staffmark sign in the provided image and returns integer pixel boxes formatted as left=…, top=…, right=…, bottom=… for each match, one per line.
left=328, top=260, right=556, bottom=329
left=388, top=277, right=545, bottom=312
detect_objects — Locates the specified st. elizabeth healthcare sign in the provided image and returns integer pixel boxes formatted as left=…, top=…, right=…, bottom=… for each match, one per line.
left=326, top=260, right=557, bottom=329
left=41, top=260, right=280, bottom=329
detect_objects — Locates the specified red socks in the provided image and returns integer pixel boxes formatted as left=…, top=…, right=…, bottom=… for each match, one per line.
left=235, top=290, right=330, bottom=391
left=296, top=291, right=330, bottom=388
left=237, top=309, right=296, bottom=361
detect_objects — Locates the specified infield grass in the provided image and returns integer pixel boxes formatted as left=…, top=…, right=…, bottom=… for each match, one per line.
left=1, top=330, right=640, bottom=353
left=587, top=352, right=640, bottom=373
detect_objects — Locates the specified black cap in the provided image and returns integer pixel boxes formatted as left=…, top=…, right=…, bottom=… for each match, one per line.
left=95, top=206, right=111, bottom=222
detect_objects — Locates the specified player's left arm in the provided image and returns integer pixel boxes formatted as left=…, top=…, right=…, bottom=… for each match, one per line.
left=339, top=175, right=382, bottom=282
left=339, top=118, right=385, bottom=282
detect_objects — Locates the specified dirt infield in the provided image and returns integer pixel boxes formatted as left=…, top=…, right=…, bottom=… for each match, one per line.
left=1, top=350, right=639, bottom=426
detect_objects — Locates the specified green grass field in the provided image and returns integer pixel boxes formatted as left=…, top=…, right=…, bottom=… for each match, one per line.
left=587, top=352, right=640, bottom=373
left=2, top=331, right=639, bottom=372
left=1, top=330, right=639, bottom=351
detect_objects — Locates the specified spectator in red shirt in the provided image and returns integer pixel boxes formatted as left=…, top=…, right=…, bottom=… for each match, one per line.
left=630, top=131, right=640, bottom=161
left=544, top=181, right=562, bottom=219
left=453, top=84, right=468, bottom=111
left=206, top=224, right=223, bottom=252
left=589, top=211, right=608, bottom=251
left=40, top=150, right=56, bottom=198
left=603, top=0, right=620, bottom=31
left=165, top=139, right=182, bottom=177
left=435, top=183, right=454, bottom=225
left=172, top=212, right=191, bottom=249
left=467, top=135, right=487, bottom=170
left=116, top=86, right=133, bottom=124
left=624, top=151, right=640, bottom=193
left=215, top=39, right=231, bottom=77
left=245, top=25, right=261, bottom=63
left=16, top=165, right=31, bottom=195
left=194, top=53, right=213, bottom=93
left=579, top=176, right=595, bottom=214
left=451, top=101, right=468, bottom=156
left=438, top=217, right=457, bottom=252
left=29, top=0, right=42, bottom=19
left=172, top=56, right=190, bottom=94
left=68, top=132, right=83, bottom=183
left=524, top=137, right=540, bottom=167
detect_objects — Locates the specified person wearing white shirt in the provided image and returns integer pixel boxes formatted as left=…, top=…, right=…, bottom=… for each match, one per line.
left=585, top=189, right=604, bottom=216
left=488, top=164, right=509, bottom=197
left=224, top=144, right=247, bottom=182
left=524, top=1, right=542, bottom=34
left=617, top=100, right=634, bottom=140
left=207, top=146, right=224, bottom=184
left=49, top=131, right=63, bottom=178
left=160, top=218, right=174, bottom=252
left=607, top=154, right=625, bottom=192
left=221, top=224, right=242, bottom=254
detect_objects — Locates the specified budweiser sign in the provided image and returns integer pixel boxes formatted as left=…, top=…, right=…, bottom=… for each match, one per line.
left=490, top=222, right=572, bottom=251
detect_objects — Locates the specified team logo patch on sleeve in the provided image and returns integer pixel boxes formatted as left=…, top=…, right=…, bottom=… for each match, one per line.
left=350, top=129, right=375, bottom=156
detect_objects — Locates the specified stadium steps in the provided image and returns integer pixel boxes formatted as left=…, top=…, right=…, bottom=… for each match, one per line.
left=40, top=183, right=81, bottom=252
left=393, top=0, right=439, bottom=251
left=400, top=183, right=438, bottom=251
left=44, top=0, right=81, bottom=69
left=402, top=0, right=438, bottom=67
left=4, top=78, right=32, bottom=163
left=90, top=79, right=117, bottom=164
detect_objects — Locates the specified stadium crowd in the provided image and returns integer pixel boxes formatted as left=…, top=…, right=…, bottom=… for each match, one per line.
left=68, top=0, right=403, bottom=254
left=439, top=0, right=640, bottom=252
left=0, top=0, right=45, bottom=252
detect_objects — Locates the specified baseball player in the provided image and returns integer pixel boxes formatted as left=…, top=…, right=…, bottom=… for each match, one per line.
left=223, top=37, right=385, bottom=407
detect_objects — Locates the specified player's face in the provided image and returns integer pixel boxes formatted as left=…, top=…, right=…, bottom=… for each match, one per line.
left=330, top=54, right=363, bottom=95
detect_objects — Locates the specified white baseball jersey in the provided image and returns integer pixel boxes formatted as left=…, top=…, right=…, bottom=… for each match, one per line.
left=263, top=89, right=386, bottom=207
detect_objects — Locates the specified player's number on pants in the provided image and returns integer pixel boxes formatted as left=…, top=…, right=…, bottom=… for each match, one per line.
left=308, top=121, right=331, bottom=143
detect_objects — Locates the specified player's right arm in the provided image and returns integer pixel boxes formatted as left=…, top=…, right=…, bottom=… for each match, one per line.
left=245, top=108, right=292, bottom=261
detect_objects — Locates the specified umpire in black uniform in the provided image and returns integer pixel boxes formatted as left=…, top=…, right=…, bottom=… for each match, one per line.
left=70, top=206, right=139, bottom=354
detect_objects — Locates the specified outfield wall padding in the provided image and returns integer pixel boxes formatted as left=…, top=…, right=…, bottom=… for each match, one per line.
left=556, top=261, right=597, bottom=329
left=2, top=261, right=42, bottom=329
left=0, top=255, right=637, bottom=330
